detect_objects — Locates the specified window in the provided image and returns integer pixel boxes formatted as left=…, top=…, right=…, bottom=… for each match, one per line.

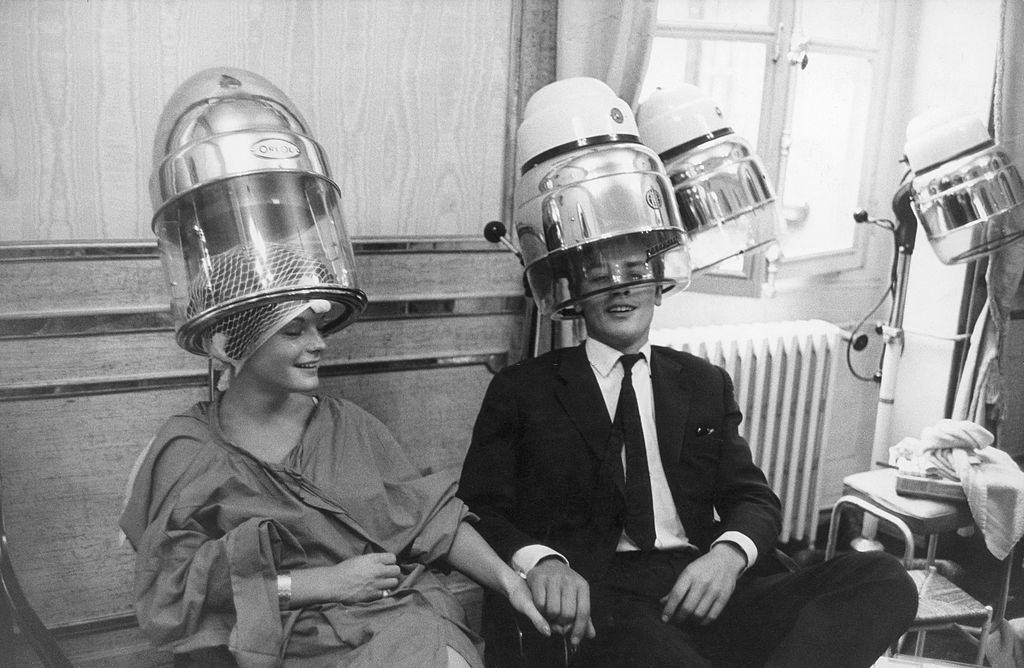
left=640, top=0, right=897, bottom=293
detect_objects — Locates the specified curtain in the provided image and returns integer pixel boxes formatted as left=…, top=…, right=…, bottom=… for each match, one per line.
left=952, top=0, right=1024, bottom=436
left=546, top=0, right=658, bottom=349
left=555, top=0, right=659, bottom=107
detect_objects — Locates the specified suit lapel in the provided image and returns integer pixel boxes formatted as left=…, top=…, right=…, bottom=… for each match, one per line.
left=554, top=344, right=614, bottom=464
left=651, top=347, right=691, bottom=465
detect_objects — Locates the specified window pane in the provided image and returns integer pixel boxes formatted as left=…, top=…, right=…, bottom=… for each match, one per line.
left=639, top=37, right=767, bottom=145
left=796, top=0, right=881, bottom=47
left=779, top=53, right=872, bottom=258
left=657, top=0, right=771, bottom=26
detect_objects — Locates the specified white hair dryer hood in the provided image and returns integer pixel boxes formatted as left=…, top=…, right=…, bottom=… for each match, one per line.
left=150, top=67, right=365, bottom=355
left=513, top=78, right=691, bottom=319
left=516, top=76, right=641, bottom=174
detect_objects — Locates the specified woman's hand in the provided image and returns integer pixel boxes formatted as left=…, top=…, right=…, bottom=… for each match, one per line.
left=331, top=552, right=403, bottom=604
left=503, top=570, right=554, bottom=639
left=290, top=552, right=402, bottom=606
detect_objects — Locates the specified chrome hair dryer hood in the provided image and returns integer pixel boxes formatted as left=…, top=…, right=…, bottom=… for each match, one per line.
left=637, top=85, right=784, bottom=273
left=903, top=108, right=1024, bottom=265
left=150, top=67, right=366, bottom=355
left=513, top=77, right=691, bottom=319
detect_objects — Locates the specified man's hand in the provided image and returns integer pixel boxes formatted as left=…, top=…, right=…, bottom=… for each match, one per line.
left=659, top=543, right=746, bottom=626
left=526, top=557, right=597, bottom=648
left=504, top=575, right=552, bottom=638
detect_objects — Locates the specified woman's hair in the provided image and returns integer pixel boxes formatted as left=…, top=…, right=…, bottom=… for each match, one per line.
left=187, top=242, right=336, bottom=357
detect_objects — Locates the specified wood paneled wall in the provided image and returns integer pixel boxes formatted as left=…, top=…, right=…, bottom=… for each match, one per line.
left=0, top=0, right=514, bottom=241
left=0, top=1, right=558, bottom=662
left=0, top=240, right=526, bottom=658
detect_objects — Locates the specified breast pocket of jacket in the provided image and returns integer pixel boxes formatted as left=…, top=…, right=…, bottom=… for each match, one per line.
left=675, top=426, right=723, bottom=475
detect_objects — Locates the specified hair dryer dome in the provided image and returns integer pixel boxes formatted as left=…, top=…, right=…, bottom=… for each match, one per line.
left=149, top=67, right=366, bottom=355
left=513, top=78, right=691, bottom=319
left=637, top=86, right=785, bottom=273
left=516, top=77, right=641, bottom=175
left=903, top=108, right=1024, bottom=265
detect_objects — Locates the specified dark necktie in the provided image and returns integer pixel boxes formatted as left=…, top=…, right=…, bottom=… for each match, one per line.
left=615, top=353, right=656, bottom=551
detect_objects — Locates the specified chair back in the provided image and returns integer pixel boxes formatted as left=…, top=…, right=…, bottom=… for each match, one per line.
left=0, top=465, right=72, bottom=667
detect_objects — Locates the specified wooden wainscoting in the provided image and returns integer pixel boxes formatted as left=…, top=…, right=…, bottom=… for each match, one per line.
left=0, top=238, right=526, bottom=666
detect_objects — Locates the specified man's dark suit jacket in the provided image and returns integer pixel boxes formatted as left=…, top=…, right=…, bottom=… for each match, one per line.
left=458, top=342, right=784, bottom=582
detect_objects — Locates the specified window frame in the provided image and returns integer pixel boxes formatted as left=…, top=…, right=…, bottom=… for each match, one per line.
left=648, top=0, right=900, bottom=294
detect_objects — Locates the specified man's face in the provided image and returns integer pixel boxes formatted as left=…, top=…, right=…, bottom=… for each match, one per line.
left=578, top=257, right=662, bottom=353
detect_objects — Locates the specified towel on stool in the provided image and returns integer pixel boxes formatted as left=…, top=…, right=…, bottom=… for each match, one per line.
left=889, top=419, right=990, bottom=479
left=891, top=419, right=1024, bottom=560
left=951, top=443, right=1024, bottom=560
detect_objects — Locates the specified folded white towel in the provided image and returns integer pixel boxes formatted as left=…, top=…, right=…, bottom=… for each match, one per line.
left=951, top=444, right=1024, bottom=561
left=889, top=419, right=1024, bottom=559
left=920, top=418, right=995, bottom=451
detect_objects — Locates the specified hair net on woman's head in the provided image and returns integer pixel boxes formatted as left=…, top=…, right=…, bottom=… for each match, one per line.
left=185, top=242, right=339, bottom=320
left=186, top=243, right=341, bottom=390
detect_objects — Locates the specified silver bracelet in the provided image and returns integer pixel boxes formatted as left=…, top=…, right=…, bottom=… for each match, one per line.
left=277, top=571, right=292, bottom=610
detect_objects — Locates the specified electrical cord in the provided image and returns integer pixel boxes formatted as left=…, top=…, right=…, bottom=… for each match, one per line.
left=846, top=215, right=899, bottom=382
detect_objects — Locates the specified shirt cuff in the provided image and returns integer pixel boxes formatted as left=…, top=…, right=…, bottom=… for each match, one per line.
left=712, top=531, right=758, bottom=571
left=510, top=544, right=568, bottom=578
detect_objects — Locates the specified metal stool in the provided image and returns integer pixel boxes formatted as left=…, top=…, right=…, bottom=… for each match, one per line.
left=825, top=468, right=1005, bottom=666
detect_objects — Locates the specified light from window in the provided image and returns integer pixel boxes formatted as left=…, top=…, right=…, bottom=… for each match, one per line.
left=643, top=0, right=886, bottom=265
left=780, top=53, right=872, bottom=257
left=641, top=37, right=767, bottom=145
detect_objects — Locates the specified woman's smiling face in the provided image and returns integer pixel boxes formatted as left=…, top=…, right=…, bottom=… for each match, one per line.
left=236, top=308, right=327, bottom=394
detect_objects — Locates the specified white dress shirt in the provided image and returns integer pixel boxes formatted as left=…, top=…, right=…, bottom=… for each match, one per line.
left=511, top=338, right=757, bottom=576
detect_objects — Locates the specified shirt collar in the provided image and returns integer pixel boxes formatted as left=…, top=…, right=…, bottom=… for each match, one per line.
left=585, top=337, right=652, bottom=378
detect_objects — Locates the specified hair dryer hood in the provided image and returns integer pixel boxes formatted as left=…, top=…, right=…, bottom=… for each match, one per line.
left=514, top=78, right=691, bottom=319
left=150, top=67, right=365, bottom=356
left=637, top=85, right=784, bottom=273
left=904, top=108, right=1024, bottom=265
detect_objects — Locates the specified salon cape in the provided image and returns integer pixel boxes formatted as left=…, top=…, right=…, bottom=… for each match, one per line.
left=119, top=395, right=479, bottom=667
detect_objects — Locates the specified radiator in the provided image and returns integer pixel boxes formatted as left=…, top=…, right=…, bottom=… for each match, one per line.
left=650, top=319, right=844, bottom=544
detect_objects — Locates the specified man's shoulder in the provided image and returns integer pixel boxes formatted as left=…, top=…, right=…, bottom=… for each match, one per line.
left=651, top=344, right=720, bottom=374
left=495, top=345, right=581, bottom=377
left=495, top=344, right=720, bottom=374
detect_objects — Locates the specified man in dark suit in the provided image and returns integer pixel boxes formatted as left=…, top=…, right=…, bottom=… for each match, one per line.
left=458, top=238, right=918, bottom=666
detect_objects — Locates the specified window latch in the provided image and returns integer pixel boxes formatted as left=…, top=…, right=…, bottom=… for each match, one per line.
left=788, top=36, right=810, bottom=70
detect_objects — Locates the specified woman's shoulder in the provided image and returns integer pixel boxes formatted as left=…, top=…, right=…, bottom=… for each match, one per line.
left=316, top=394, right=384, bottom=425
left=151, top=401, right=216, bottom=452
left=312, top=394, right=399, bottom=449
left=136, top=400, right=252, bottom=495
left=119, top=402, right=223, bottom=543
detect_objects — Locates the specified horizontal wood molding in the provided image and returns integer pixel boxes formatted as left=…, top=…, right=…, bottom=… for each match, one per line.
left=0, top=238, right=525, bottom=319
left=0, top=297, right=524, bottom=339
left=1, top=314, right=515, bottom=383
